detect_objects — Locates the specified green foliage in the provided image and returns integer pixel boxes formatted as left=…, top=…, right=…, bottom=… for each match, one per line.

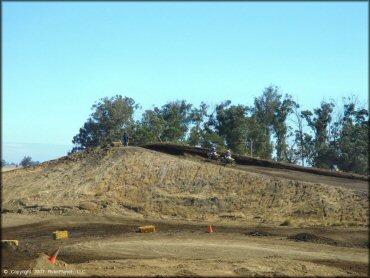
left=298, top=96, right=369, bottom=175
left=20, top=156, right=39, bottom=167
left=245, top=114, right=272, bottom=158
left=252, top=86, right=278, bottom=158
left=69, top=90, right=368, bottom=175
left=200, top=116, right=226, bottom=149
left=187, top=126, right=203, bottom=146
left=291, top=103, right=310, bottom=166
left=70, top=95, right=138, bottom=153
left=212, top=101, right=250, bottom=154
left=134, top=108, right=166, bottom=145
left=187, top=102, right=209, bottom=146
left=133, top=100, right=193, bottom=145
left=251, top=86, right=296, bottom=159
left=336, top=101, right=369, bottom=174
left=301, top=101, right=335, bottom=168
left=160, top=100, right=193, bottom=143
left=272, top=95, right=296, bottom=161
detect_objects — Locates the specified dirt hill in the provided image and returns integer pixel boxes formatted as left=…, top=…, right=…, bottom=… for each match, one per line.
left=2, top=146, right=368, bottom=227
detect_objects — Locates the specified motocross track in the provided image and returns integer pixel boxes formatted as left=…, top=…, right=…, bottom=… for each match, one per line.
left=1, top=145, right=369, bottom=277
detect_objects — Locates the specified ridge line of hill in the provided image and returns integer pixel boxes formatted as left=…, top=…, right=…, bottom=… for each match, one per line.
left=141, top=143, right=369, bottom=182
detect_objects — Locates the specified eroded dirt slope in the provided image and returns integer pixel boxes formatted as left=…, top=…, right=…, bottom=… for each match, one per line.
left=2, top=146, right=368, bottom=227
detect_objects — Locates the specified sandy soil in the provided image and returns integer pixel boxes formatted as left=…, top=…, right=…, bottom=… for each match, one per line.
left=1, top=146, right=369, bottom=277
left=1, top=214, right=368, bottom=277
left=1, top=166, right=21, bottom=172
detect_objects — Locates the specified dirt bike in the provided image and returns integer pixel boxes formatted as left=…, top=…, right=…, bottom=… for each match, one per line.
left=207, top=152, right=220, bottom=161
left=219, top=156, right=236, bottom=166
left=207, top=152, right=235, bottom=166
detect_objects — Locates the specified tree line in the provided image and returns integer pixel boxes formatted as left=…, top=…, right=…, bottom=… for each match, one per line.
left=2, top=156, right=40, bottom=168
left=70, top=86, right=369, bottom=175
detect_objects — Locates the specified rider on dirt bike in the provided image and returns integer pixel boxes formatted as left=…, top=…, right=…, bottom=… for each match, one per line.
left=207, top=146, right=220, bottom=160
left=223, top=149, right=234, bottom=163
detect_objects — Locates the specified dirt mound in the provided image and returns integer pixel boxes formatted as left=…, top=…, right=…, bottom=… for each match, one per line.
left=2, top=146, right=369, bottom=227
left=289, top=232, right=321, bottom=241
left=30, top=253, right=80, bottom=274
left=246, top=230, right=273, bottom=237
left=308, top=259, right=369, bottom=277
left=2, top=245, right=83, bottom=276
left=288, top=233, right=338, bottom=246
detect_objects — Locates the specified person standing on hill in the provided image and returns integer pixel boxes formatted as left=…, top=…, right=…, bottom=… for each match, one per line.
left=123, top=131, right=129, bottom=147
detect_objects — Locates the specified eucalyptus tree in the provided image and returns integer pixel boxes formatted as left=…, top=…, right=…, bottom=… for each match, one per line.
left=133, top=107, right=166, bottom=145
left=252, top=86, right=296, bottom=160
left=336, top=99, right=369, bottom=174
left=70, top=95, right=139, bottom=153
left=187, top=102, right=209, bottom=146
left=133, top=100, right=193, bottom=145
left=301, top=101, right=335, bottom=168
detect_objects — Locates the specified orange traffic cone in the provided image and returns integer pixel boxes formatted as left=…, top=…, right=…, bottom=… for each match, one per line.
left=49, top=248, right=60, bottom=263
left=209, top=224, right=213, bottom=233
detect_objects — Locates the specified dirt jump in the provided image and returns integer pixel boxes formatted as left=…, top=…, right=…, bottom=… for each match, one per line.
left=2, top=145, right=369, bottom=277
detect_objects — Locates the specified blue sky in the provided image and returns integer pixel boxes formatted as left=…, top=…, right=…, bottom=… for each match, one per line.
left=2, top=2, right=368, bottom=163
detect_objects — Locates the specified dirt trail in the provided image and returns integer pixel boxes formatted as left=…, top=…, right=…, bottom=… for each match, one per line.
left=232, top=164, right=368, bottom=193
left=1, top=214, right=368, bottom=277
left=2, top=147, right=368, bottom=226
left=1, top=146, right=369, bottom=277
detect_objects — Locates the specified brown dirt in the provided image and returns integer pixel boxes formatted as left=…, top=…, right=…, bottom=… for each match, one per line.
left=231, top=164, right=368, bottom=193
left=142, top=143, right=369, bottom=181
left=1, top=214, right=368, bottom=277
left=1, top=145, right=369, bottom=277
left=1, top=166, right=20, bottom=172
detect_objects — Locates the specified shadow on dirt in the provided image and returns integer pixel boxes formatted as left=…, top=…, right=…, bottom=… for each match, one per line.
left=287, top=233, right=339, bottom=246
left=245, top=230, right=274, bottom=237
left=307, top=259, right=369, bottom=277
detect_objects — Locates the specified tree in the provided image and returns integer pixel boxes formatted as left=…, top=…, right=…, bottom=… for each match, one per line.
left=251, top=86, right=295, bottom=159
left=133, top=107, right=166, bottom=145
left=301, top=101, right=335, bottom=168
left=133, top=100, right=193, bottom=145
left=212, top=101, right=250, bottom=154
left=244, top=113, right=274, bottom=158
left=272, top=95, right=296, bottom=161
left=200, top=112, right=226, bottom=149
left=198, top=100, right=250, bottom=154
left=70, top=95, right=139, bottom=153
left=20, top=156, right=39, bottom=167
left=160, top=100, right=193, bottom=143
left=187, top=102, right=209, bottom=146
left=1, top=159, right=6, bottom=166
left=253, top=86, right=279, bottom=144
left=335, top=99, right=369, bottom=174
left=290, top=103, right=314, bottom=166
